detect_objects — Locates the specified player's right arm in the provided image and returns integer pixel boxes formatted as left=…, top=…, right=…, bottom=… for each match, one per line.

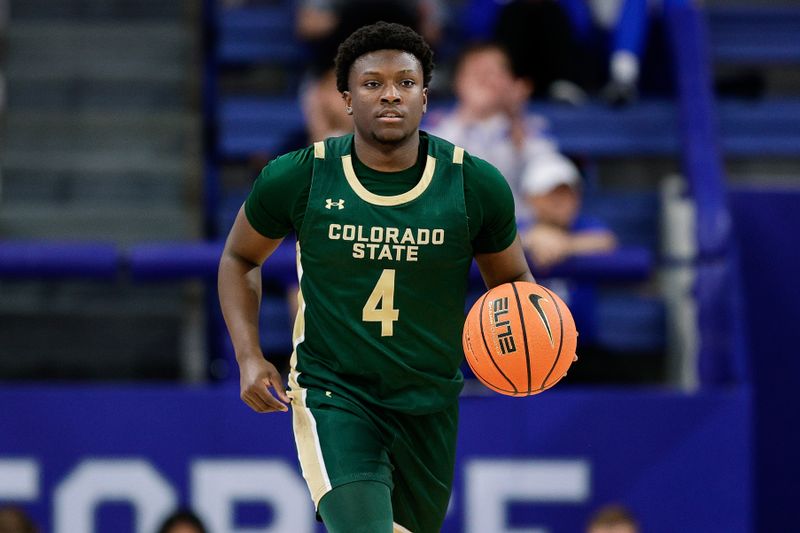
left=218, top=147, right=314, bottom=414
left=219, top=207, right=290, bottom=413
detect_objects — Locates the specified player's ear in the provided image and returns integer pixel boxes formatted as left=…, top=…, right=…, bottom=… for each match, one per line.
left=342, top=91, right=353, bottom=115
left=422, top=87, right=428, bottom=114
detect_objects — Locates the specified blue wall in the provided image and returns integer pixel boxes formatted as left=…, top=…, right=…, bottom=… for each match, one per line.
left=0, top=387, right=750, bottom=532
left=730, top=188, right=800, bottom=532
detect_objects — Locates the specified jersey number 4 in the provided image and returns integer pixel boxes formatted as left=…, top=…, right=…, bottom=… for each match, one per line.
left=363, top=269, right=399, bottom=337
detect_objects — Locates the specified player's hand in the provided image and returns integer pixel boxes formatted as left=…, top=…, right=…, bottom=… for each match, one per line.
left=238, top=353, right=290, bottom=413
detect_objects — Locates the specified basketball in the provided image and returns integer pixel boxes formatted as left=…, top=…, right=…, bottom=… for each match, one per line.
left=462, top=281, right=578, bottom=396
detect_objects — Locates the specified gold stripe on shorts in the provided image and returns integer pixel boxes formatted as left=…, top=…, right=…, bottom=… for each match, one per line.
left=290, top=388, right=332, bottom=507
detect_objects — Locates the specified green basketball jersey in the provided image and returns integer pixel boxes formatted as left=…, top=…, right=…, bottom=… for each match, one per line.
left=289, top=134, right=473, bottom=414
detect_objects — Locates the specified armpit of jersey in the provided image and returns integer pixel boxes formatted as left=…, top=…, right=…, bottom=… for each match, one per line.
left=462, top=152, right=518, bottom=254
left=244, top=146, right=315, bottom=238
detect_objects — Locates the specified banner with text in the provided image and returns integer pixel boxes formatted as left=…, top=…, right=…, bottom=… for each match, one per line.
left=0, top=387, right=750, bottom=533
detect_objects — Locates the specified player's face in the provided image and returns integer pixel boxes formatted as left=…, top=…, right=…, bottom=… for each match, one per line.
left=344, top=50, right=428, bottom=145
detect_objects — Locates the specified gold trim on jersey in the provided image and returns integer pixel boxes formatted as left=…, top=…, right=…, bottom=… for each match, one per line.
left=287, top=242, right=331, bottom=507
left=452, top=146, right=464, bottom=165
left=288, top=241, right=304, bottom=390
left=314, top=141, right=326, bottom=159
left=341, top=154, right=436, bottom=207
left=289, top=387, right=332, bottom=507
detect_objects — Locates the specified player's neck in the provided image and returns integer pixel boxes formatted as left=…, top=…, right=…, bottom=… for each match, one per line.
left=353, top=132, right=420, bottom=172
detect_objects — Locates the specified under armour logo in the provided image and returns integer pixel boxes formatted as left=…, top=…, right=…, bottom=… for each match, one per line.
left=325, top=198, right=345, bottom=210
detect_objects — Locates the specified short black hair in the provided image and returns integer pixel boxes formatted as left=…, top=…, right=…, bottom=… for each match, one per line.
left=334, top=21, right=434, bottom=93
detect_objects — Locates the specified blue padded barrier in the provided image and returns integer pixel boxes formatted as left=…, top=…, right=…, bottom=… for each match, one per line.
left=128, top=241, right=224, bottom=281
left=128, top=240, right=298, bottom=286
left=0, top=386, right=752, bottom=533
left=0, top=241, right=119, bottom=280
left=128, top=239, right=651, bottom=286
left=534, top=247, right=653, bottom=282
left=467, top=247, right=653, bottom=286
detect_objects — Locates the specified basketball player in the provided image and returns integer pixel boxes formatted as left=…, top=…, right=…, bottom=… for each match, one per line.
left=218, top=22, right=533, bottom=533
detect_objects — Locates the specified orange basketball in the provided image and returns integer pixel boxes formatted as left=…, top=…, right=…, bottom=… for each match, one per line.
left=462, top=281, right=578, bottom=396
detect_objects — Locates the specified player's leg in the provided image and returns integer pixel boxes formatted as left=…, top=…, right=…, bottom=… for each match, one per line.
left=318, top=480, right=394, bottom=533
left=388, top=402, right=459, bottom=533
left=288, top=386, right=394, bottom=527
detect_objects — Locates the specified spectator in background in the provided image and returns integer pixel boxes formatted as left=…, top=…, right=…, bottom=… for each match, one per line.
left=300, top=66, right=352, bottom=143
left=521, top=153, right=616, bottom=269
left=466, top=0, right=651, bottom=106
left=426, top=42, right=562, bottom=224
left=586, top=504, right=640, bottom=533
left=558, top=0, right=651, bottom=106
left=521, top=153, right=616, bottom=345
left=156, top=509, right=207, bottom=533
left=492, top=0, right=588, bottom=105
left=0, top=506, right=38, bottom=533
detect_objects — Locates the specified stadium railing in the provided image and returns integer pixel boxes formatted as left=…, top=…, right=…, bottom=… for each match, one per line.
left=664, top=0, right=748, bottom=387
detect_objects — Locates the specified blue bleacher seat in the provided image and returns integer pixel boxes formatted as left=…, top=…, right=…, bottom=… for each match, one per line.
left=582, top=192, right=660, bottom=250
left=220, top=97, right=305, bottom=158
left=220, top=97, right=682, bottom=158
left=219, top=96, right=800, bottom=159
left=528, top=102, right=679, bottom=156
left=218, top=6, right=307, bottom=65
left=707, top=6, right=800, bottom=64
left=717, top=100, right=800, bottom=157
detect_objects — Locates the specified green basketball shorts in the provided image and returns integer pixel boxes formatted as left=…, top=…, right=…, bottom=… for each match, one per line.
left=288, top=385, right=458, bottom=533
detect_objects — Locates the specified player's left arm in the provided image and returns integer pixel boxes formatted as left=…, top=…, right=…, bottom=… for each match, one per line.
left=475, top=236, right=535, bottom=289
left=465, top=152, right=534, bottom=288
